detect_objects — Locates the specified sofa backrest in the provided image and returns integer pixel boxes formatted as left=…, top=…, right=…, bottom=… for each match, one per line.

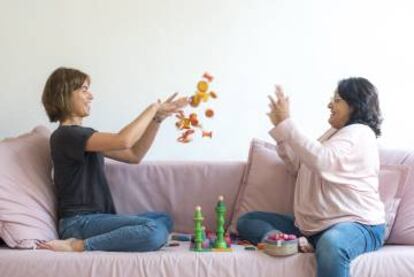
left=105, top=160, right=246, bottom=234
left=105, top=147, right=414, bottom=243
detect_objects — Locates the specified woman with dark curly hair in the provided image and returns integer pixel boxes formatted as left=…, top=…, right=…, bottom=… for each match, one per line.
left=237, top=77, right=385, bottom=277
left=337, top=77, right=382, bottom=136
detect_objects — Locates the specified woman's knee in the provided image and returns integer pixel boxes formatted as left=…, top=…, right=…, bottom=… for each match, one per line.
left=237, top=212, right=256, bottom=233
left=315, top=236, right=351, bottom=277
left=237, top=211, right=264, bottom=227
left=159, top=213, right=173, bottom=232
left=141, top=212, right=174, bottom=233
left=143, top=223, right=169, bottom=251
left=239, top=211, right=267, bottom=220
left=315, top=231, right=349, bottom=263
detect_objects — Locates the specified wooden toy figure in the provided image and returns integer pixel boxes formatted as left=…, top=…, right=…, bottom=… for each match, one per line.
left=214, top=195, right=227, bottom=249
left=201, top=226, right=210, bottom=249
left=193, top=206, right=204, bottom=251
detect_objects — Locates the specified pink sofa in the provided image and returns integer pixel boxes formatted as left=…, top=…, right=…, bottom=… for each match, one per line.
left=1, top=126, right=414, bottom=277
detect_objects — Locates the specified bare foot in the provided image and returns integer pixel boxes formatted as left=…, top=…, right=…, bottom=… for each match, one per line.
left=298, top=237, right=314, bottom=253
left=36, top=238, right=85, bottom=252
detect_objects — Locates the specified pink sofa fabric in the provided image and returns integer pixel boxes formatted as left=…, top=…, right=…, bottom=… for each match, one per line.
left=1, top=127, right=414, bottom=277
left=380, top=148, right=414, bottom=244
left=0, top=126, right=58, bottom=248
left=231, top=139, right=410, bottom=242
left=2, top=243, right=414, bottom=277
left=378, top=165, right=409, bottom=240
left=230, top=139, right=295, bottom=232
left=105, top=160, right=245, bottom=234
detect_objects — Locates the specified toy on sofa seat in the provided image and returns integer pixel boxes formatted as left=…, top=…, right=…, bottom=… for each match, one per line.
left=214, top=195, right=228, bottom=250
left=262, top=232, right=298, bottom=256
left=175, top=72, right=217, bottom=143
left=191, top=206, right=206, bottom=251
left=190, top=195, right=232, bottom=252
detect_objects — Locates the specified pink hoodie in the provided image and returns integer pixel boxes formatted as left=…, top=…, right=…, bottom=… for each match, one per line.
left=269, top=118, right=385, bottom=235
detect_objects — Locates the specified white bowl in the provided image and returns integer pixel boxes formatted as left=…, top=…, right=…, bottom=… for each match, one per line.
left=263, top=239, right=298, bottom=256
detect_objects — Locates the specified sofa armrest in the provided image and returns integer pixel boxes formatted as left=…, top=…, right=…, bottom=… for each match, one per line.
left=105, top=160, right=246, bottom=233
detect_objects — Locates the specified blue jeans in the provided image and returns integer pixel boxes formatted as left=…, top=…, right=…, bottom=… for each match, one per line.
left=237, top=211, right=385, bottom=277
left=59, top=212, right=173, bottom=252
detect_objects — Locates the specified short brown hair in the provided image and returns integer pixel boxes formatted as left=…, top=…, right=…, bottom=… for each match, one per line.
left=42, top=67, right=90, bottom=122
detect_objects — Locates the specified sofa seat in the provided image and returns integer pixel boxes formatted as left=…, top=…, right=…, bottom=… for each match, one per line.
left=1, top=244, right=413, bottom=277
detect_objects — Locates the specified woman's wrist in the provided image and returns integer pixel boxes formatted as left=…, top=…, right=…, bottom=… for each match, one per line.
left=153, top=111, right=169, bottom=123
left=153, top=114, right=164, bottom=123
left=276, top=115, right=289, bottom=125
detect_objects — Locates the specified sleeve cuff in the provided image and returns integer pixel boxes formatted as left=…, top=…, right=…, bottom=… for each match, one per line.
left=268, top=118, right=294, bottom=142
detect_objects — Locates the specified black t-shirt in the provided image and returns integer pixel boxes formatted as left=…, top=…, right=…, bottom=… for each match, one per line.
left=50, top=125, right=116, bottom=218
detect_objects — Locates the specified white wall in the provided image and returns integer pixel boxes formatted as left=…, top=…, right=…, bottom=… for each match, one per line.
left=1, top=0, right=413, bottom=161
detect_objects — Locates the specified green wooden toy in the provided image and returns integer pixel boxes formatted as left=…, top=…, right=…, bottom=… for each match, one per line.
left=214, top=195, right=227, bottom=249
left=193, top=206, right=204, bottom=251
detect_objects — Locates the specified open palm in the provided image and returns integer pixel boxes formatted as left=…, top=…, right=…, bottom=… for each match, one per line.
left=157, top=92, right=189, bottom=119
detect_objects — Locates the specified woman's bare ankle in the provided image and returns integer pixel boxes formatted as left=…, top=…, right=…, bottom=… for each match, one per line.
left=298, top=236, right=314, bottom=253
left=37, top=238, right=85, bottom=252
left=70, top=239, right=85, bottom=252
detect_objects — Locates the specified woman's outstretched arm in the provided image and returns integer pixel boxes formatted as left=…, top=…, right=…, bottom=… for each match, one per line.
left=102, top=93, right=188, bottom=163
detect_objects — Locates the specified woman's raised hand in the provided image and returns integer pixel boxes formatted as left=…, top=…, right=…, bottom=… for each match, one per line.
left=155, top=92, right=189, bottom=122
left=267, top=85, right=290, bottom=126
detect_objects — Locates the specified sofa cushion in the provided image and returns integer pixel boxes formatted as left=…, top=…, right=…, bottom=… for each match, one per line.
left=381, top=149, right=414, bottom=244
left=0, top=126, right=58, bottom=248
left=231, top=138, right=408, bottom=242
left=230, top=139, right=295, bottom=232
left=378, top=165, right=409, bottom=240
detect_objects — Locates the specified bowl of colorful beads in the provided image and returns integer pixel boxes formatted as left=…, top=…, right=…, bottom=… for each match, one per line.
left=263, top=232, right=298, bottom=256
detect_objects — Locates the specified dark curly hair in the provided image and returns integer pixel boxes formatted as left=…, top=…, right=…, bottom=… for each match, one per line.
left=337, top=77, right=382, bottom=137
